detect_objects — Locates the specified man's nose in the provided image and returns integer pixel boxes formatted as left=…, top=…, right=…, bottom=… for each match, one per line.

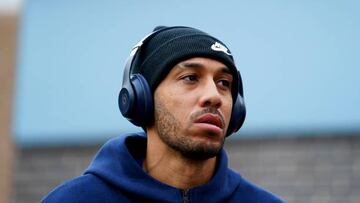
left=199, top=80, right=222, bottom=109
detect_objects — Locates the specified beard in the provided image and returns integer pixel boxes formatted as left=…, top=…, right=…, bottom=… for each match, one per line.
left=154, top=100, right=225, bottom=160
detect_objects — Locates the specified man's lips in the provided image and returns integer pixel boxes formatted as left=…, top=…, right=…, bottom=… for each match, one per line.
left=194, top=113, right=224, bottom=129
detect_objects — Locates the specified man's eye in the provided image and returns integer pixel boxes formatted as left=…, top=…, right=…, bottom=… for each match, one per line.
left=218, top=80, right=231, bottom=88
left=182, top=75, right=198, bottom=81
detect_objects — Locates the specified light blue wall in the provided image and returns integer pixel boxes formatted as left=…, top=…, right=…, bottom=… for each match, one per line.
left=13, top=0, right=360, bottom=146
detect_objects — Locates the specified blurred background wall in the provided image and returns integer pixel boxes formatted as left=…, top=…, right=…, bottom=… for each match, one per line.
left=1, top=0, right=359, bottom=203
left=0, top=0, right=18, bottom=202
left=0, top=15, right=16, bottom=203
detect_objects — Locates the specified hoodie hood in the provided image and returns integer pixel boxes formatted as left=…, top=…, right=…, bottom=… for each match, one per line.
left=84, top=132, right=242, bottom=202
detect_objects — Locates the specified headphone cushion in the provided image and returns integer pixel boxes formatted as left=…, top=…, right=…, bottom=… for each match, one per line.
left=128, top=74, right=154, bottom=126
left=227, top=95, right=246, bottom=136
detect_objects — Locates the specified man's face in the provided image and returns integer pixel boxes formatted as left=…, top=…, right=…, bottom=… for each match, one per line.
left=153, top=57, right=233, bottom=160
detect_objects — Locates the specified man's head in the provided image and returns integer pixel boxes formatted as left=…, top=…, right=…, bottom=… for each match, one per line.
left=153, top=57, right=234, bottom=159
left=119, top=26, right=246, bottom=157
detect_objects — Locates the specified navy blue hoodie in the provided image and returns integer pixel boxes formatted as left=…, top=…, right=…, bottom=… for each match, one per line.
left=41, top=132, right=285, bottom=203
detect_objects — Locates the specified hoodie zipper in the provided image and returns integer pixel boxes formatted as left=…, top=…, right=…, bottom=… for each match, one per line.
left=182, top=189, right=189, bottom=203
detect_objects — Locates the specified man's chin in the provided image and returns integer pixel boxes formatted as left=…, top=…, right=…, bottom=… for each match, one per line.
left=192, top=130, right=226, bottom=147
left=178, top=140, right=223, bottom=160
left=179, top=148, right=221, bottom=160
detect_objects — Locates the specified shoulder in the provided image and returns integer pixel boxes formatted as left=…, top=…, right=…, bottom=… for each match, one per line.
left=40, top=174, right=131, bottom=203
left=226, top=169, right=286, bottom=203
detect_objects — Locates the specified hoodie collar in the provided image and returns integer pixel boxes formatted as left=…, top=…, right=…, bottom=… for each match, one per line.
left=85, top=132, right=240, bottom=202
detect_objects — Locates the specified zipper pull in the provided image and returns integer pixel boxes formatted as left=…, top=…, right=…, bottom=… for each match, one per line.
left=182, top=189, right=189, bottom=203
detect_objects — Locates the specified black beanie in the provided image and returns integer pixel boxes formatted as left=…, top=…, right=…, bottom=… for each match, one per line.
left=132, top=26, right=239, bottom=101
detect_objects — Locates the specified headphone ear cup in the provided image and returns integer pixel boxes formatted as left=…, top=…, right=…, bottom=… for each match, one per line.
left=227, top=94, right=246, bottom=136
left=119, top=85, right=135, bottom=119
left=121, top=74, right=153, bottom=127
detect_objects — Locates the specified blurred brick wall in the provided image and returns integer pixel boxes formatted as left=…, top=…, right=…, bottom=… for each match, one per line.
left=226, top=135, right=360, bottom=203
left=0, top=14, right=17, bottom=203
left=12, top=135, right=360, bottom=203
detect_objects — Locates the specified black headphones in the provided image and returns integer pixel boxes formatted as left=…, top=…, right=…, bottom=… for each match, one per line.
left=119, top=27, right=246, bottom=136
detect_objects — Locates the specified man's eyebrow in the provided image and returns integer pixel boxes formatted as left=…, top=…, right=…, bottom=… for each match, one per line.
left=177, top=62, right=205, bottom=69
left=220, top=67, right=232, bottom=75
left=177, top=62, right=232, bottom=75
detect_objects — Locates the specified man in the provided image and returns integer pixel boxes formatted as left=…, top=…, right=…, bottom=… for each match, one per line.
left=41, top=26, right=285, bottom=203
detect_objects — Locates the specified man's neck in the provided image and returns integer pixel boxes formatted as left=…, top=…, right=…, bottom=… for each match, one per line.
left=144, top=131, right=217, bottom=190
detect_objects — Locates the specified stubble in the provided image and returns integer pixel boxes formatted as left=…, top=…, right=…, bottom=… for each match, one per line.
left=154, top=100, right=224, bottom=160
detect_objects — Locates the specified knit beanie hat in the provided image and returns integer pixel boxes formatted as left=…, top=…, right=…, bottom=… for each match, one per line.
left=132, top=26, right=239, bottom=101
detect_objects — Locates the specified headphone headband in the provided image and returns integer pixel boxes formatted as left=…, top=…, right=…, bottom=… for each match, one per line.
left=122, top=26, right=195, bottom=86
left=122, top=30, right=159, bottom=87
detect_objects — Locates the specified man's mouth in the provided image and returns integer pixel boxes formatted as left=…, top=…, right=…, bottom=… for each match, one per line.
left=194, top=113, right=224, bottom=129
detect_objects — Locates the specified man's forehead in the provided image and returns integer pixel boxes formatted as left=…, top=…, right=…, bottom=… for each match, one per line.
left=174, top=57, right=231, bottom=74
